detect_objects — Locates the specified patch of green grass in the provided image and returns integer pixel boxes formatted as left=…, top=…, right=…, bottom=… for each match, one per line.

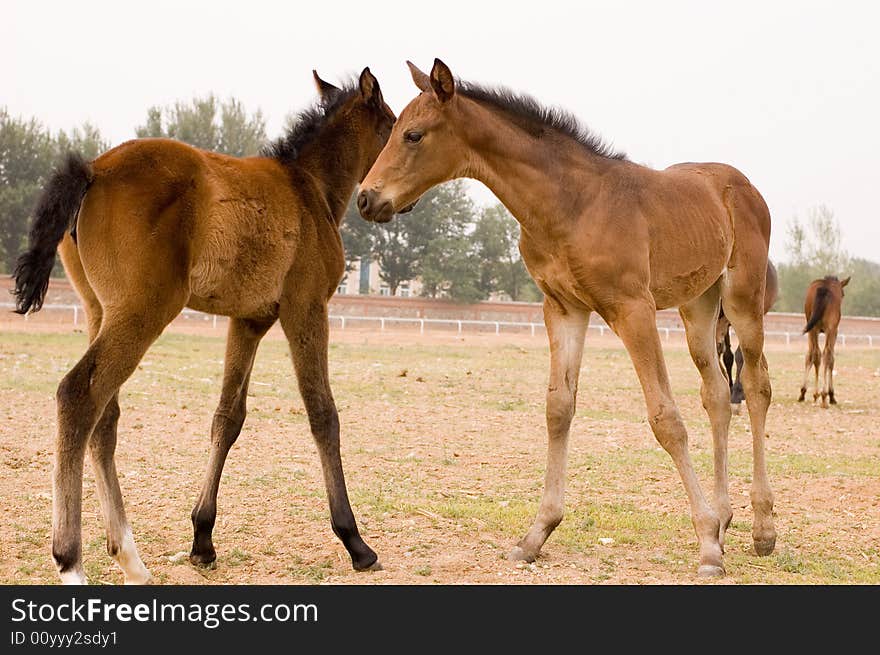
left=285, top=557, right=333, bottom=583
left=775, top=549, right=806, bottom=574
left=224, top=548, right=252, bottom=568
left=497, top=399, right=529, bottom=412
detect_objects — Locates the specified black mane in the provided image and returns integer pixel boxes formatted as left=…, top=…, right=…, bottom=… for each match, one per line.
left=261, top=80, right=358, bottom=164
left=457, top=81, right=626, bottom=160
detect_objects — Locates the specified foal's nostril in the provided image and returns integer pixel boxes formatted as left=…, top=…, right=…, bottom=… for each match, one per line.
left=357, top=190, right=370, bottom=214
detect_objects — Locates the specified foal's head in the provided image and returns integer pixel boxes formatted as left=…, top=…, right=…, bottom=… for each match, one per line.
left=346, top=68, right=398, bottom=179
left=269, top=67, right=397, bottom=181
left=358, top=59, right=467, bottom=222
left=822, top=275, right=851, bottom=299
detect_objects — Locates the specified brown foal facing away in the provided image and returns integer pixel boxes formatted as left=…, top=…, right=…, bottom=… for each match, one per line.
left=13, top=68, right=394, bottom=584
left=359, top=59, right=777, bottom=577
left=798, top=275, right=850, bottom=407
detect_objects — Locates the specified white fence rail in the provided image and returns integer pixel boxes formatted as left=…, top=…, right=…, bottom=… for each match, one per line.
left=2, top=302, right=876, bottom=347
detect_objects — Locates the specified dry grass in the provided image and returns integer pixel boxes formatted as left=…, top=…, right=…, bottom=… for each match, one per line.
left=1, top=326, right=878, bottom=585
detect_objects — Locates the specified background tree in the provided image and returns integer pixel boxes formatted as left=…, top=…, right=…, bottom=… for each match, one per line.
left=0, top=109, right=54, bottom=272
left=339, top=194, right=376, bottom=271
left=416, top=181, right=482, bottom=302
left=0, top=109, right=108, bottom=273
left=473, top=203, right=542, bottom=302
left=136, top=95, right=266, bottom=156
left=348, top=180, right=480, bottom=298
left=776, top=205, right=852, bottom=312
left=371, top=211, right=424, bottom=297
left=840, top=258, right=880, bottom=317
left=55, top=122, right=109, bottom=161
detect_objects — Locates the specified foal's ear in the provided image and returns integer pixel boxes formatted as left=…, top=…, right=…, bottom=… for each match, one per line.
left=430, top=58, right=455, bottom=103
left=407, top=60, right=431, bottom=93
left=841, top=276, right=851, bottom=287
left=359, top=67, right=384, bottom=107
left=313, top=70, right=341, bottom=102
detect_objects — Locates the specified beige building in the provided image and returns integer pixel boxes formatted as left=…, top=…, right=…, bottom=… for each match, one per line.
left=336, top=258, right=423, bottom=297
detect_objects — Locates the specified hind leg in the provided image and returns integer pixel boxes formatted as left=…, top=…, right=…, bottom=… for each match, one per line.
left=811, top=333, right=821, bottom=402
left=799, top=332, right=820, bottom=402
left=52, top=302, right=181, bottom=584
left=680, top=282, right=733, bottom=547
left=190, top=317, right=274, bottom=567
left=722, top=281, right=776, bottom=556
left=820, top=328, right=838, bottom=408
left=89, top=393, right=151, bottom=584
left=58, top=236, right=151, bottom=583
left=613, top=299, right=723, bottom=576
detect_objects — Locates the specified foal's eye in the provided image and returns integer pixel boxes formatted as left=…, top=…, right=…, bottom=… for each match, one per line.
left=404, top=131, right=423, bottom=144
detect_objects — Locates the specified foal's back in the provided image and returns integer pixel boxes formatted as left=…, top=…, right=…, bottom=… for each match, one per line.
left=573, top=160, right=770, bottom=310
left=79, top=138, right=322, bottom=319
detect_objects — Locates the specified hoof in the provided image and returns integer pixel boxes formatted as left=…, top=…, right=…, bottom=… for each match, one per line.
left=507, top=545, right=536, bottom=563
left=754, top=536, right=776, bottom=556
left=697, top=564, right=725, bottom=578
left=189, top=551, right=217, bottom=569
left=353, top=556, right=382, bottom=572
left=352, top=549, right=381, bottom=572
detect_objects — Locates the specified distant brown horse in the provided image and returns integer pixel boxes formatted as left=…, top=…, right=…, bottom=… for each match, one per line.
left=13, top=68, right=395, bottom=584
left=717, top=260, right=778, bottom=412
left=358, top=59, right=776, bottom=577
left=798, top=275, right=850, bottom=407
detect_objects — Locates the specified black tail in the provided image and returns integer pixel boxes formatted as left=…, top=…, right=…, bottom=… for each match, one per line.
left=803, top=286, right=830, bottom=334
left=12, top=152, right=92, bottom=314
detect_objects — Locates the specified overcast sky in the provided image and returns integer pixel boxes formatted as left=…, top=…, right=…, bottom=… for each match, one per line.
left=4, top=0, right=878, bottom=263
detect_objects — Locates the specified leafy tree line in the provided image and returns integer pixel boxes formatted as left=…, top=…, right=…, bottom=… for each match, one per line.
left=775, top=205, right=879, bottom=317
left=0, top=109, right=110, bottom=273
left=340, top=181, right=542, bottom=303
left=0, top=97, right=266, bottom=273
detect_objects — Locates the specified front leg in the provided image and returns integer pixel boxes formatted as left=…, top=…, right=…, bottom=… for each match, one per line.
left=191, top=317, right=273, bottom=567
left=510, top=301, right=589, bottom=562
left=279, top=298, right=379, bottom=571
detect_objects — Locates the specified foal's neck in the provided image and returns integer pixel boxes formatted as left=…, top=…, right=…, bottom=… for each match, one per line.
left=295, top=123, right=364, bottom=225
left=458, top=98, right=619, bottom=238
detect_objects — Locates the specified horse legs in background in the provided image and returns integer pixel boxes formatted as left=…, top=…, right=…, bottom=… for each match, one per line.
left=730, top=346, right=745, bottom=411
left=820, top=327, right=838, bottom=408
left=799, top=331, right=821, bottom=402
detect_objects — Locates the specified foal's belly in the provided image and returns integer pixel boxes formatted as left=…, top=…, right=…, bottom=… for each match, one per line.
left=649, top=260, right=727, bottom=310
left=187, top=222, right=297, bottom=319
left=646, top=214, right=733, bottom=309
left=186, top=287, right=280, bottom=320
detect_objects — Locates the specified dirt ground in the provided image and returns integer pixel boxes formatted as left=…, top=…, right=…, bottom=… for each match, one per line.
left=1, top=320, right=878, bottom=585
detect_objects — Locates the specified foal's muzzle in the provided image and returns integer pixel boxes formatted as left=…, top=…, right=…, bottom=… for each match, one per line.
left=357, top=190, right=418, bottom=222
left=357, top=189, right=395, bottom=223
